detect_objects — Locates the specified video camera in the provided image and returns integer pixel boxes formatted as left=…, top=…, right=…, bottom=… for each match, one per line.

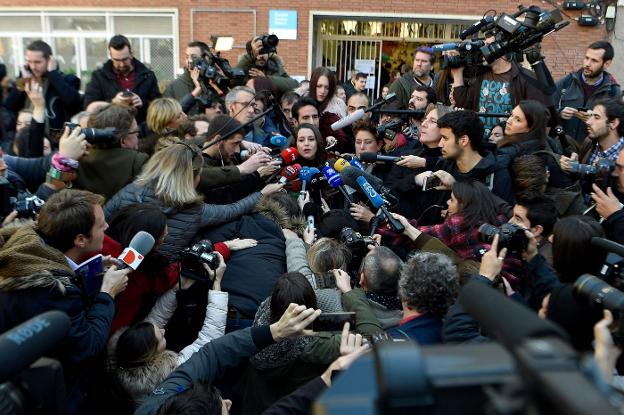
left=190, top=53, right=246, bottom=92
left=180, top=239, right=221, bottom=283
left=376, top=119, right=403, bottom=142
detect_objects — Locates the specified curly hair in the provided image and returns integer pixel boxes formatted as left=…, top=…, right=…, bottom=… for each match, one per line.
left=398, top=252, right=459, bottom=317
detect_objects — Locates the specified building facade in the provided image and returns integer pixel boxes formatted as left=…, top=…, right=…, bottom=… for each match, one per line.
left=0, top=1, right=613, bottom=96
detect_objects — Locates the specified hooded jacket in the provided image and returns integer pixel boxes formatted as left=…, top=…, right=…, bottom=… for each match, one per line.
left=103, top=182, right=262, bottom=261
left=555, top=69, right=622, bottom=143
left=200, top=196, right=306, bottom=318
left=237, top=53, right=299, bottom=94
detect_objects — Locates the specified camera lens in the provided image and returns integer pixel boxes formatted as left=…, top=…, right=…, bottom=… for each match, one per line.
left=478, top=223, right=499, bottom=244
left=575, top=274, right=624, bottom=312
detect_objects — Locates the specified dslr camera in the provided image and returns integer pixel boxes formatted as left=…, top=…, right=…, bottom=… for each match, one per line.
left=258, top=34, right=279, bottom=55
left=478, top=223, right=528, bottom=256
left=0, top=178, right=44, bottom=219
left=180, top=239, right=221, bottom=282
left=569, top=159, right=615, bottom=190
left=64, top=122, right=116, bottom=146
left=340, top=227, right=377, bottom=258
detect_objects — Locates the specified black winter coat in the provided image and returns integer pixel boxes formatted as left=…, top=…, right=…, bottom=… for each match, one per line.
left=83, top=58, right=161, bottom=123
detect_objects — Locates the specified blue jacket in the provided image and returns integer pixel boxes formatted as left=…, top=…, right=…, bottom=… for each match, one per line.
left=387, top=314, right=443, bottom=345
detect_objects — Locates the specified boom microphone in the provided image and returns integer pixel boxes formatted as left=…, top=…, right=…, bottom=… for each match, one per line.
left=358, top=152, right=402, bottom=163
left=459, top=280, right=569, bottom=350
left=118, top=231, right=155, bottom=270
left=355, top=176, right=404, bottom=233
left=331, top=109, right=366, bottom=131
left=459, top=15, right=495, bottom=40
left=0, top=310, right=71, bottom=383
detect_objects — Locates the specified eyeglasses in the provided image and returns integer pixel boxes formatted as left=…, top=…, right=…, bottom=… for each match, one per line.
left=235, top=101, right=257, bottom=109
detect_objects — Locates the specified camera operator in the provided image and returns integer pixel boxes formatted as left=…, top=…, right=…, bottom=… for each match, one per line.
left=388, top=46, right=435, bottom=109
left=559, top=99, right=624, bottom=197
left=555, top=41, right=622, bottom=143
left=199, top=115, right=278, bottom=204
left=84, top=35, right=161, bottom=124
left=237, top=35, right=299, bottom=96
left=72, top=104, right=148, bottom=200
left=0, top=189, right=131, bottom=414
left=163, top=41, right=211, bottom=116
left=590, top=149, right=624, bottom=243
left=450, top=37, right=545, bottom=136
left=508, top=195, right=558, bottom=266
left=5, top=40, right=82, bottom=132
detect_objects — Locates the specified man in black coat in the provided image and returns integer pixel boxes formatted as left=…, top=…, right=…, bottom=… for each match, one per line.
left=83, top=35, right=161, bottom=123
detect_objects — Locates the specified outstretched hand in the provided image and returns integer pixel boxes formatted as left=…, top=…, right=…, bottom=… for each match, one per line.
left=270, top=303, right=321, bottom=341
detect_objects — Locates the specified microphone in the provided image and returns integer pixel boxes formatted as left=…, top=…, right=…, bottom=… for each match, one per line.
left=459, top=15, right=495, bottom=40
left=355, top=176, right=404, bottom=233
left=274, top=147, right=299, bottom=165
left=302, top=202, right=319, bottom=230
left=0, top=310, right=71, bottom=383
left=341, top=155, right=364, bottom=170
left=459, top=280, right=569, bottom=350
left=299, top=167, right=319, bottom=194
left=431, top=42, right=462, bottom=53
left=322, top=166, right=354, bottom=203
left=358, top=152, right=401, bottom=163
left=279, top=163, right=302, bottom=184
left=118, top=231, right=156, bottom=270
left=331, top=109, right=365, bottom=131
left=340, top=165, right=385, bottom=192
left=270, top=135, right=288, bottom=148
left=308, top=172, right=328, bottom=192
left=333, top=158, right=352, bottom=173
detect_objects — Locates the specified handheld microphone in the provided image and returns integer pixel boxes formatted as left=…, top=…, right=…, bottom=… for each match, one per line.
left=270, top=135, right=288, bottom=147
left=118, top=231, right=156, bottom=270
left=340, top=165, right=385, bottom=192
left=333, top=158, right=352, bottom=173
left=274, top=147, right=299, bottom=165
left=299, top=167, right=319, bottom=194
left=342, top=155, right=364, bottom=170
left=459, top=15, right=495, bottom=40
left=279, top=163, right=302, bottom=184
left=330, top=109, right=366, bottom=131
left=322, top=166, right=354, bottom=203
left=355, top=176, right=404, bottom=233
left=0, top=310, right=71, bottom=383
left=308, top=172, right=328, bottom=191
left=358, top=152, right=402, bottom=163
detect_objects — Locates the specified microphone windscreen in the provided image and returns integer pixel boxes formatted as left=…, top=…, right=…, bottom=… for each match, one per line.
left=356, top=176, right=385, bottom=209
left=333, top=158, right=351, bottom=172
left=0, top=310, right=71, bottom=383
left=330, top=109, right=366, bottom=131
left=129, top=231, right=155, bottom=256
left=358, top=152, right=378, bottom=163
left=459, top=280, right=569, bottom=349
left=270, top=135, right=288, bottom=147
left=280, top=147, right=299, bottom=164
left=322, top=166, right=342, bottom=189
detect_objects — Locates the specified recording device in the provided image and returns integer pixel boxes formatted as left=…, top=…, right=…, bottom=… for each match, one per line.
left=358, top=152, right=401, bottom=164
left=356, top=176, right=404, bottom=233
left=299, top=167, right=319, bottom=194
left=459, top=15, right=496, bottom=40
left=323, top=166, right=354, bottom=203
left=117, top=231, right=156, bottom=270
left=274, top=147, right=299, bottom=165
left=422, top=174, right=442, bottom=191
left=575, top=274, right=624, bottom=314
left=121, top=89, right=133, bottom=98
left=330, top=93, right=397, bottom=131
left=340, top=166, right=398, bottom=208
left=180, top=239, right=220, bottom=282
left=0, top=311, right=71, bottom=414
left=333, top=158, right=351, bottom=173
left=340, top=227, right=377, bottom=258
left=569, top=159, right=615, bottom=190
left=258, top=34, right=279, bottom=55
left=377, top=119, right=403, bottom=142
left=278, top=163, right=302, bottom=184
left=312, top=312, right=356, bottom=332
left=269, top=134, right=288, bottom=148
left=478, top=222, right=528, bottom=255
left=341, top=155, right=365, bottom=170
left=303, top=202, right=317, bottom=231
left=590, top=237, right=624, bottom=291
left=64, top=122, right=117, bottom=146
left=190, top=53, right=246, bottom=90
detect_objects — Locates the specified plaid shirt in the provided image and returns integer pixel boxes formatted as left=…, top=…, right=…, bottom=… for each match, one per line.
left=587, top=137, right=624, bottom=167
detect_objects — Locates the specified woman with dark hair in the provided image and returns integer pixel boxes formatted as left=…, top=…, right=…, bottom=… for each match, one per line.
left=301, top=67, right=348, bottom=152
left=293, top=123, right=326, bottom=168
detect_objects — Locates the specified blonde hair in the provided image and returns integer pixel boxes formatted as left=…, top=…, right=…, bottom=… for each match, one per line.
left=307, top=237, right=350, bottom=274
left=135, top=141, right=204, bottom=207
left=147, top=98, right=182, bottom=134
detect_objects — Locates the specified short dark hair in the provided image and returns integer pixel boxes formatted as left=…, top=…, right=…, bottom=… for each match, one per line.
left=280, top=91, right=300, bottom=107
left=361, top=246, right=403, bottom=296
left=398, top=252, right=458, bottom=317
left=206, top=114, right=243, bottom=141
left=107, top=203, right=167, bottom=249
left=270, top=272, right=317, bottom=324
left=37, top=189, right=105, bottom=253
left=108, top=34, right=132, bottom=52
left=515, top=195, right=557, bottom=237
left=88, top=104, right=136, bottom=148
left=355, top=72, right=368, bottom=80
left=26, top=40, right=52, bottom=59
left=413, top=85, right=437, bottom=106
left=437, top=110, right=484, bottom=152
left=416, top=46, right=436, bottom=64
left=156, top=382, right=223, bottom=415
left=512, top=155, right=548, bottom=196
left=292, top=96, right=319, bottom=122
left=588, top=40, right=614, bottom=62
left=593, top=97, right=624, bottom=137
left=187, top=41, right=210, bottom=57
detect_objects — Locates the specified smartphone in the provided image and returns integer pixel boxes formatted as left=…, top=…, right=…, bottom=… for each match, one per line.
left=422, top=175, right=441, bottom=191
left=577, top=107, right=589, bottom=112
left=122, top=89, right=133, bottom=98
left=312, top=312, right=356, bottom=332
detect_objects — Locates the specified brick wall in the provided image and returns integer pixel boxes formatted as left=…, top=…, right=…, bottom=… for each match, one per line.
left=0, top=0, right=612, bottom=79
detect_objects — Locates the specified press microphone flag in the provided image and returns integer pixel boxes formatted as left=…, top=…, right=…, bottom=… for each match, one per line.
left=118, top=231, right=155, bottom=270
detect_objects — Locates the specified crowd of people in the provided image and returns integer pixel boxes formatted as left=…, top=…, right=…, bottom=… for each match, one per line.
left=1, top=31, right=624, bottom=415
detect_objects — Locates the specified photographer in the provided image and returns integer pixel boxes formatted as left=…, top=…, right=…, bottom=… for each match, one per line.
left=237, top=35, right=299, bottom=96
left=508, top=195, right=558, bottom=266
left=163, top=41, right=210, bottom=116
left=73, top=104, right=148, bottom=200
left=0, top=189, right=131, bottom=414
